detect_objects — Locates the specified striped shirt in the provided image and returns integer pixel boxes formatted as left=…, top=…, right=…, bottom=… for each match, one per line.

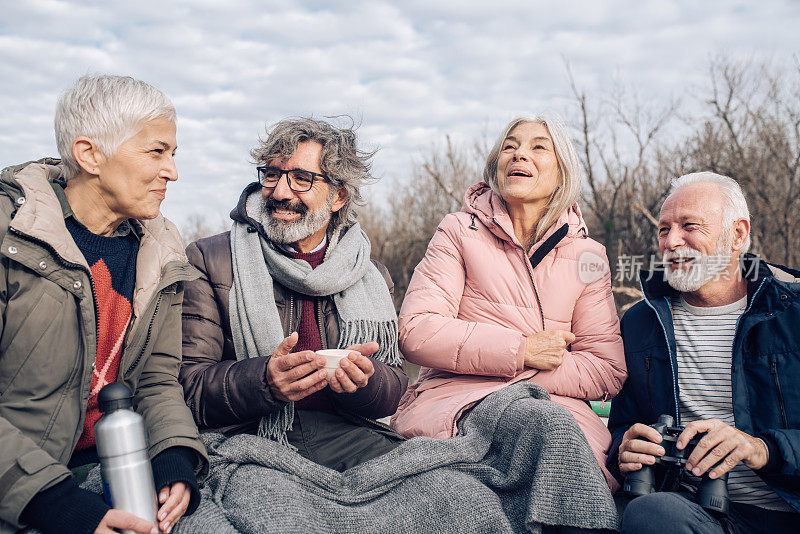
left=671, top=295, right=792, bottom=511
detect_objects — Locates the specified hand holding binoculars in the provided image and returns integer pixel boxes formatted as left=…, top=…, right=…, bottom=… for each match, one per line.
left=623, top=414, right=730, bottom=515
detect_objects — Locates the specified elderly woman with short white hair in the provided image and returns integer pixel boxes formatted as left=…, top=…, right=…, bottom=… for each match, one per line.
left=392, top=114, right=628, bottom=500
left=0, top=75, right=207, bottom=534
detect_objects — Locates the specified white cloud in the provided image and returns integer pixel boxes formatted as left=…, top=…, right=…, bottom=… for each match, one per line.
left=1, top=0, right=798, bottom=231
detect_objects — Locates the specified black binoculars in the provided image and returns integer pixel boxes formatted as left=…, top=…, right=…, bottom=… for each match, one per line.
left=623, top=414, right=730, bottom=515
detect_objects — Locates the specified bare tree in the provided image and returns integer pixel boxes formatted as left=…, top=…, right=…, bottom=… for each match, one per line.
left=364, top=56, right=800, bottom=315
left=181, top=212, right=231, bottom=245
left=361, top=138, right=485, bottom=310
left=678, top=57, right=800, bottom=266
left=566, top=64, right=679, bottom=308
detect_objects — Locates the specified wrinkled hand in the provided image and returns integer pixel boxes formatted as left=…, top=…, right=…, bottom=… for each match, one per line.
left=678, top=419, right=768, bottom=479
left=265, top=332, right=328, bottom=402
left=329, top=341, right=377, bottom=394
left=617, top=423, right=666, bottom=474
left=156, top=482, right=190, bottom=533
left=523, top=330, right=575, bottom=370
left=94, top=509, right=157, bottom=534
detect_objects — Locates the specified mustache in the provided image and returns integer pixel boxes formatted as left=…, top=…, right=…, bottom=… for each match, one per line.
left=663, top=246, right=702, bottom=261
left=263, top=197, right=308, bottom=215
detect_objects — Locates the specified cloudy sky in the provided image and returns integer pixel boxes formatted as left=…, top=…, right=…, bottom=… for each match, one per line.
left=1, top=0, right=797, bottom=232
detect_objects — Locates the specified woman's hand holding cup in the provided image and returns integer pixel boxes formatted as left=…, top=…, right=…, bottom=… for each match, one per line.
left=523, top=330, right=575, bottom=370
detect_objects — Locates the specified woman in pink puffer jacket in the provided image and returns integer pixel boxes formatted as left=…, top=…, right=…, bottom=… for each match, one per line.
left=391, top=115, right=627, bottom=490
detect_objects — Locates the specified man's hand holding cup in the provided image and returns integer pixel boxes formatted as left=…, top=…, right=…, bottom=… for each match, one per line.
left=320, top=342, right=377, bottom=394
left=265, top=332, right=328, bottom=402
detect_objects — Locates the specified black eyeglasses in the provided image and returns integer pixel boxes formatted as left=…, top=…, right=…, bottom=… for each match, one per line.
left=256, top=166, right=330, bottom=193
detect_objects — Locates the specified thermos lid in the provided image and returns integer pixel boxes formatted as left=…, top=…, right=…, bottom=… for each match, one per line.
left=98, top=382, right=133, bottom=413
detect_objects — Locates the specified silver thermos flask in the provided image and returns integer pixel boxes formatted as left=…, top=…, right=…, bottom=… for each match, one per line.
left=95, top=382, right=158, bottom=532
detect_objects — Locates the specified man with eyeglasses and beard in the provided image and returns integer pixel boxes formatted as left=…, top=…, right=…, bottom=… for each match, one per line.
left=608, top=172, right=800, bottom=533
left=179, top=117, right=407, bottom=471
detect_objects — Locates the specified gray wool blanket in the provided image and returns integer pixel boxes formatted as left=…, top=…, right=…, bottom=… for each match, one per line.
left=82, top=383, right=619, bottom=533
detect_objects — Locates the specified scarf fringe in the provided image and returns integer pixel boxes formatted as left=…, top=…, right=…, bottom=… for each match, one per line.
left=339, top=320, right=402, bottom=367
left=258, top=402, right=296, bottom=450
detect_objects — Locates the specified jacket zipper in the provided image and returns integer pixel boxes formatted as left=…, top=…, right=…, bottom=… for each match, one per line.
left=639, top=278, right=680, bottom=424
left=119, top=266, right=196, bottom=375
left=118, top=266, right=192, bottom=376
left=289, top=294, right=327, bottom=349
left=491, top=218, right=546, bottom=329
left=316, top=299, right=327, bottom=350
left=730, top=277, right=768, bottom=428
left=124, top=293, right=163, bottom=375
left=769, top=358, right=789, bottom=428
left=532, top=283, right=545, bottom=331
left=288, top=293, right=296, bottom=334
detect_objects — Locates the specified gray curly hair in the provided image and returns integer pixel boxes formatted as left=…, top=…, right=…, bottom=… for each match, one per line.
left=250, top=117, right=374, bottom=232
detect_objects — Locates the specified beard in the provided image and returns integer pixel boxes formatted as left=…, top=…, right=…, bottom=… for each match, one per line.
left=258, top=194, right=333, bottom=246
left=663, top=235, right=733, bottom=292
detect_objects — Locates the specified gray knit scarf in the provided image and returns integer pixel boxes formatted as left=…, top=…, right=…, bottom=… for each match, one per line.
left=229, top=193, right=401, bottom=446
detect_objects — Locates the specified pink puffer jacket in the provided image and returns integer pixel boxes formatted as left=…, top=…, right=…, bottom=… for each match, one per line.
left=391, top=183, right=627, bottom=490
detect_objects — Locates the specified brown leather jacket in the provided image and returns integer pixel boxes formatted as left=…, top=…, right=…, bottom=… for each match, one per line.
left=179, top=183, right=408, bottom=433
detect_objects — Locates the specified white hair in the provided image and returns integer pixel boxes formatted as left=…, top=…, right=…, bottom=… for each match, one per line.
left=483, top=113, right=583, bottom=244
left=668, top=171, right=751, bottom=253
left=55, top=75, right=176, bottom=179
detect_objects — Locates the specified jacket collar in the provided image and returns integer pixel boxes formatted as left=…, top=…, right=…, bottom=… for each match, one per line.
left=7, top=160, right=89, bottom=268
left=4, top=160, right=195, bottom=317
left=461, top=181, right=588, bottom=253
left=230, top=181, right=262, bottom=226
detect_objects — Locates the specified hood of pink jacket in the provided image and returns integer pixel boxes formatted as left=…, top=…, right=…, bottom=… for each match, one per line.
left=462, top=182, right=588, bottom=254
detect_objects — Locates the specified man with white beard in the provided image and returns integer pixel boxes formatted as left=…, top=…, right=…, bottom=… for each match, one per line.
left=178, top=117, right=407, bottom=471
left=607, top=172, right=800, bottom=533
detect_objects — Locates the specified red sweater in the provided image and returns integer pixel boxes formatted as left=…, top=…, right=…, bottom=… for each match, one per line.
left=66, top=218, right=138, bottom=451
left=287, top=245, right=332, bottom=412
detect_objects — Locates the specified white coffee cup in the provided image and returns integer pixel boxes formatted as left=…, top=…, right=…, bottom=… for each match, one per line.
left=315, top=349, right=352, bottom=381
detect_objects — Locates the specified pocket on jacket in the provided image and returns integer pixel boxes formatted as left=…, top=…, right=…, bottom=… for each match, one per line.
left=393, top=376, right=500, bottom=439
left=123, top=293, right=171, bottom=379
left=414, top=376, right=461, bottom=393
left=395, top=376, right=458, bottom=412
left=543, top=317, right=571, bottom=332
left=769, top=351, right=799, bottom=428
left=0, top=288, right=69, bottom=397
left=623, top=348, right=666, bottom=422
